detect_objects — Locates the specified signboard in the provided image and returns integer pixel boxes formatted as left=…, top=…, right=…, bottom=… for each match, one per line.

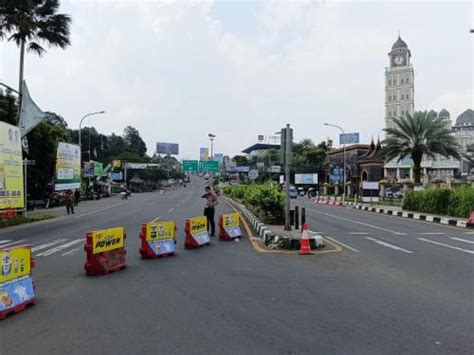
left=83, top=162, right=94, bottom=177
left=295, top=173, right=318, bottom=185
left=362, top=181, right=380, bottom=202
left=156, top=142, right=179, bottom=155
left=200, top=160, right=219, bottom=172
left=248, top=169, right=259, bottom=180
left=0, top=246, right=31, bottom=284
left=111, top=172, right=123, bottom=181
left=270, top=165, right=281, bottom=173
left=0, top=122, right=24, bottom=209
left=200, top=147, right=209, bottom=161
left=126, top=163, right=161, bottom=169
left=112, top=160, right=121, bottom=168
left=226, top=166, right=250, bottom=173
left=222, top=213, right=241, bottom=238
left=91, top=227, right=125, bottom=254
left=279, top=175, right=285, bottom=184
left=339, top=132, right=360, bottom=145
left=145, top=221, right=176, bottom=256
left=55, top=142, right=81, bottom=191
left=182, top=160, right=199, bottom=172
left=93, top=161, right=104, bottom=177
left=213, top=153, right=224, bottom=163
left=189, top=216, right=210, bottom=245
left=362, top=181, right=379, bottom=190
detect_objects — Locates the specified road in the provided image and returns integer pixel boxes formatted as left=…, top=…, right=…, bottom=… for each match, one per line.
left=0, top=181, right=473, bottom=354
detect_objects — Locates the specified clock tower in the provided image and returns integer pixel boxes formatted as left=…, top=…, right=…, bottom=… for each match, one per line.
left=385, top=35, right=415, bottom=130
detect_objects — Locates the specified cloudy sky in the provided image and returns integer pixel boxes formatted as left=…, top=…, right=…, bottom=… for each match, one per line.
left=0, top=0, right=472, bottom=159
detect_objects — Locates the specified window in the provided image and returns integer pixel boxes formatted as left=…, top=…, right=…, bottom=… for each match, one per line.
left=406, top=93, right=409, bottom=99
left=401, top=79, right=404, bottom=84
left=406, top=78, right=409, bottom=84
left=401, top=94, right=404, bottom=100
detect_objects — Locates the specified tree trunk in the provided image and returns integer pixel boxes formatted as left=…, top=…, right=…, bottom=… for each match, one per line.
left=412, top=154, right=422, bottom=184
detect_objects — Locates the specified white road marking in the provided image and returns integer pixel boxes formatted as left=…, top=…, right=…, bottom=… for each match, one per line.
left=61, top=246, right=84, bottom=256
left=36, top=239, right=83, bottom=257
left=325, top=236, right=359, bottom=253
left=309, top=209, right=406, bottom=235
left=0, top=240, right=12, bottom=245
left=365, top=237, right=413, bottom=254
left=0, top=240, right=26, bottom=248
left=418, top=238, right=474, bottom=255
left=176, top=203, right=181, bottom=208
left=150, top=216, right=161, bottom=223
left=32, top=239, right=69, bottom=252
left=450, top=237, right=474, bottom=245
left=74, top=203, right=123, bottom=219
left=420, top=232, right=445, bottom=235
left=168, top=208, right=174, bottom=213
left=464, top=231, right=474, bottom=235
left=348, top=232, right=369, bottom=235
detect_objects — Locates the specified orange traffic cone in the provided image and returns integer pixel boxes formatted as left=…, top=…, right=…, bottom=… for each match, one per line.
left=298, top=223, right=313, bottom=255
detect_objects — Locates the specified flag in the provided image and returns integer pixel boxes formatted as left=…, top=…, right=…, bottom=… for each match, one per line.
left=19, top=81, right=48, bottom=137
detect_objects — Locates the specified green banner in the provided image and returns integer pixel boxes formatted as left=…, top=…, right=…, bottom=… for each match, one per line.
left=182, top=160, right=199, bottom=172
left=199, top=160, right=219, bottom=172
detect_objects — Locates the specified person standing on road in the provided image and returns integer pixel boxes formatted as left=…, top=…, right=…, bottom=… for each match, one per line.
left=74, top=189, right=80, bottom=206
left=64, top=190, right=75, bottom=214
left=201, top=186, right=218, bottom=236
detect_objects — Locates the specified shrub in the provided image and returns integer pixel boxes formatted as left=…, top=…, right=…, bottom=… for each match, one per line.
left=447, top=186, right=474, bottom=218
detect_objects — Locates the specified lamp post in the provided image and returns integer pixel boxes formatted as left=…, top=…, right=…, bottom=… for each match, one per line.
left=79, top=111, right=105, bottom=161
left=324, top=123, right=346, bottom=202
left=208, top=133, right=216, bottom=160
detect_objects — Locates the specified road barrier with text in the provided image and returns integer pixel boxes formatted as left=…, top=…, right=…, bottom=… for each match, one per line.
left=84, top=227, right=127, bottom=276
left=140, top=221, right=177, bottom=258
left=219, top=213, right=241, bottom=241
left=185, top=216, right=210, bottom=249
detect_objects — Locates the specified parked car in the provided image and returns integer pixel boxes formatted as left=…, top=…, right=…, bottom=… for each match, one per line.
left=289, top=186, right=298, bottom=199
left=386, top=188, right=403, bottom=199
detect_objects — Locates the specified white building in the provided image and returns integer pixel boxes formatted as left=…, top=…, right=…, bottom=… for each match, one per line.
left=453, top=109, right=474, bottom=176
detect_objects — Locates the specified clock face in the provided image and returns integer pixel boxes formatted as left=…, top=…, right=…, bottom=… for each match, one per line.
left=394, top=55, right=405, bottom=66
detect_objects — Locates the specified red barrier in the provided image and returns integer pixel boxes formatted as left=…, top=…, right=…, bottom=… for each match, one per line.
left=0, top=209, right=17, bottom=219
left=219, top=213, right=242, bottom=241
left=84, top=227, right=127, bottom=276
left=185, top=216, right=210, bottom=249
left=0, top=245, right=37, bottom=320
left=468, top=211, right=474, bottom=227
left=140, top=221, right=176, bottom=259
left=323, top=199, right=329, bottom=205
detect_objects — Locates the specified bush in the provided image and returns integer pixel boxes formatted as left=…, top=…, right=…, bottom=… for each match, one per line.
left=402, top=187, right=474, bottom=218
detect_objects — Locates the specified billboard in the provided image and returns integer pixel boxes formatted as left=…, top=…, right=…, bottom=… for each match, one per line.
left=55, top=142, right=81, bottom=191
left=200, top=147, right=209, bottom=161
left=295, top=173, right=318, bottom=185
left=0, top=122, right=24, bottom=209
left=339, top=133, right=360, bottom=145
left=156, top=142, right=179, bottom=155
left=213, top=153, right=224, bottom=163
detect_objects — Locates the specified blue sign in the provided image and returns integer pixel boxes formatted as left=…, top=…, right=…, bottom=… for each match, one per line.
left=339, top=133, right=360, bottom=145
left=111, top=172, right=123, bottom=181
left=329, top=167, right=343, bottom=184
left=226, top=166, right=250, bottom=173
left=0, top=275, right=35, bottom=312
left=147, top=239, right=175, bottom=256
left=156, top=142, right=179, bottom=155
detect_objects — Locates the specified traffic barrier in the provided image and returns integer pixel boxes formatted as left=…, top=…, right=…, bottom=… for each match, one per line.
left=298, top=224, right=313, bottom=255
left=219, top=213, right=242, bottom=241
left=323, top=199, right=329, bottom=205
left=0, top=244, right=36, bottom=320
left=140, top=221, right=176, bottom=258
left=0, top=209, right=17, bottom=219
left=468, top=211, right=474, bottom=227
left=185, top=216, right=210, bottom=249
left=84, top=227, right=127, bottom=276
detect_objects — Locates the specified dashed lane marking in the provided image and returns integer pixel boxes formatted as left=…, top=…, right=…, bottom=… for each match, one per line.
left=348, top=232, right=369, bottom=235
left=32, top=239, right=69, bottom=252
left=36, top=239, right=83, bottom=257
left=151, top=216, right=161, bottom=223
left=420, top=232, right=445, bottom=235
left=325, top=236, right=360, bottom=253
left=365, top=237, right=413, bottom=254
left=450, top=237, right=474, bottom=245
left=74, top=203, right=123, bottom=219
left=418, top=238, right=474, bottom=254
left=0, top=240, right=26, bottom=248
left=168, top=208, right=174, bottom=213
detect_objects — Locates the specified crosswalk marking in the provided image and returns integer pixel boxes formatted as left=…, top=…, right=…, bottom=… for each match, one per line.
left=418, top=238, right=474, bottom=255
left=36, top=239, right=83, bottom=257
left=0, top=240, right=26, bottom=248
left=32, top=239, right=69, bottom=252
left=0, top=240, right=12, bottom=245
left=450, top=237, right=474, bottom=245
left=365, top=237, right=413, bottom=254
left=61, top=246, right=84, bottom=256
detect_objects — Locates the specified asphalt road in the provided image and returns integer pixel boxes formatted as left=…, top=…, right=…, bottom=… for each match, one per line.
left=0, top=181, right=472, bottom=354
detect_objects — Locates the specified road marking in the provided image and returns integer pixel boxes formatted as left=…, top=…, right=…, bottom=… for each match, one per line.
left=325, top=236, right=359, bottom=253
left=309, top=209, right=406, bottom=235
left=450, top=237, right=474, bottom=245
left=176, top=203, right=181, bottom=208
left=74, top=203, right=123, bottom=219
left=150, top=216, right=161, bottom=223
left=168, top=208, right=174, bottom=213
left=418, top=238, right=474, bottom=255
left=36, top=239, right=83, bottom=257
left=348, top=232, right=368, bottom=235
left=0, top=240, right=12, bottom=245
left=420, top=232, right=445, bottom=235
left=0, top=240, right=26, bottom=248
left=32, top=239, right=69, bottom=252
left=464, top=232, right=474, bottom=235
left=61, top=246, right=84, bottom=256
left=365, top=237, right=413, bottom=254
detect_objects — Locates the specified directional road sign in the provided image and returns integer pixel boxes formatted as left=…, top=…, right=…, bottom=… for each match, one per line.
left=200, top=160, right=219, bottom=172
left=182, top=160, right=199, bottom=172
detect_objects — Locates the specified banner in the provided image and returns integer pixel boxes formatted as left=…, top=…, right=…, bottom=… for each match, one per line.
left=18, top=81, right=48, bottom=137
left=189, top=216, right=210, bottom=245
left=0, top=122, right=24, bottom=209
left=156, top=142, right=179, bottom=155
left=55, top=142, right=81, bottom=191
left=295, top=173, right=318, bottom=184
left=145, top=221, right=175, bottom=255
left=222, top=213, right=241, bottom=238
left=200, top=147, right=209, bottom=161
left=0, top=275, right=35, bottom=313
left=92, top=227, right=124, bottom=254
left=112, top=160, right=121, bottom=168
left=0, top=246, right=31, bottom=284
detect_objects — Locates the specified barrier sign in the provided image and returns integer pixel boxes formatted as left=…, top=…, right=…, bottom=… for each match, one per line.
left=140, top=221, right=176, bottom=258
left=92, top=227, right=124, bottom=254
left=185, top=216, right=210, bottom=248
left=219, top=213, right=242, bottom=241
left=0, top=245, right=36, bottom=319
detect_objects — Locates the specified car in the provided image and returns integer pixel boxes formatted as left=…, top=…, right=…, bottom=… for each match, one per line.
left=289, top=186, right=298, bottom=199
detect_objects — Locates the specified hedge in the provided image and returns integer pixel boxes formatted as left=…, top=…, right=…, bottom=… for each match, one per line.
left=402, top=186, right=474, bottom=218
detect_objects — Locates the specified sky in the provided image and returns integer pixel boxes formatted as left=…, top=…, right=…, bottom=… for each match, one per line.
left=0, top=0, right=472, bottom=160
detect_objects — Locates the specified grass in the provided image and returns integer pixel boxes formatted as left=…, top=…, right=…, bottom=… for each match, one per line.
left=0, top=214, right=55, bottom=229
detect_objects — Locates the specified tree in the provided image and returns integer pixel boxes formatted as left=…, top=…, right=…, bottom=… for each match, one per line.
left=0, top=0, right=72, bottom=92
left=123, top=126, right=147, bottom=158
left=0, top=88, right=18, bottom=125
left=382, top=111, right=460, bottom=184
left=232, top=155, right=249, bottom=166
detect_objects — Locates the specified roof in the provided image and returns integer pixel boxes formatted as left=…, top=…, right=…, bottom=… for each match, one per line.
left=242, top=143, right=280, bottom=154
left=392, top=36, right=408, bottom=50
left=455, top=109, right=474, bottom=126
left=439, top=109, right=450, bottom=119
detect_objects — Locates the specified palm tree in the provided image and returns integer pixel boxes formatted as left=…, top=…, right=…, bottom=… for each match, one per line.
left=0, top=0, right=71, bottom=94
left=382, top=111, right=460, bottom=184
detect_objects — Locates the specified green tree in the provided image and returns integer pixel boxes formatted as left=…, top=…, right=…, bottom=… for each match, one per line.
left=382, top=111, right=460, bottom=184
left=232, top=155, right=249, bottom=166
left=123, top=126, right=147, bottom=158
left=0, top=0, right=72, bottom=92
left=0, top=89, right=18, bottom=125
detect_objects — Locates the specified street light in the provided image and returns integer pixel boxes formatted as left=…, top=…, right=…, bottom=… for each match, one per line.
left=324, top=122, right=346, bottom=202
left=79, top=111, right=105, bottom=159
left=208, top=133, right=216, bottom=160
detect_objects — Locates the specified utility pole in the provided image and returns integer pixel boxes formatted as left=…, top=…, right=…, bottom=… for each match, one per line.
left=284, top=124, right=292, bottom=231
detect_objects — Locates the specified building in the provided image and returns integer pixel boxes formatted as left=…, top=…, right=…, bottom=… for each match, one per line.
left=453, top=109, right=474, bottom=176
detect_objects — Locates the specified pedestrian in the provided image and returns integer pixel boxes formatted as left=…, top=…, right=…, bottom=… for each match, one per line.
left=74, top=189, right=80, bottom=206
left=44, top=191, right=50, bottom=209
left=64, top=190, right=75, bottom=214
left=201, top=186, right=218, bottom=236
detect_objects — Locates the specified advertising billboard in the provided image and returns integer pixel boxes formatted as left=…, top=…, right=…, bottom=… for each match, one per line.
left=339, top=133, right=360, bottom=145
left=55, top=142, right=81, bottom=191
left=213, top=153, right=224, bottom=163
left=0, top=122, right=24, bottom=209
left=200, top=147, right=209, bottom=161
left=156, top=142, right=179, bottom=155
left=295, top=174, right=318, bottom=185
